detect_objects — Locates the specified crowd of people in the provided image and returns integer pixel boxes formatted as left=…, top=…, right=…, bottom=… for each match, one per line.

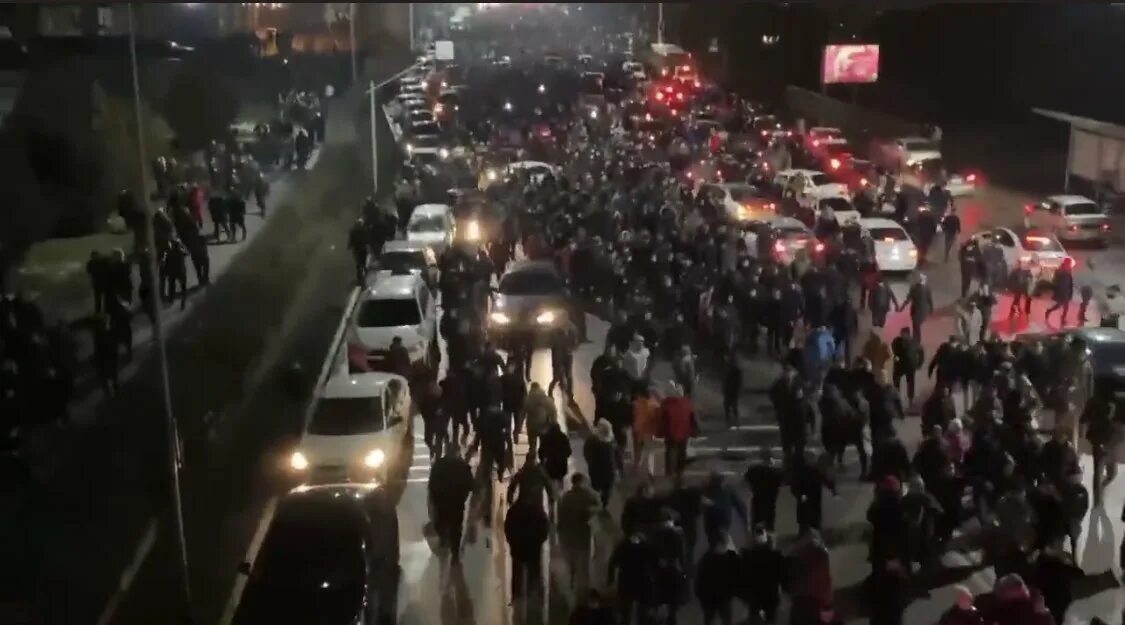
left=375, top=56, right=1125, bottom=625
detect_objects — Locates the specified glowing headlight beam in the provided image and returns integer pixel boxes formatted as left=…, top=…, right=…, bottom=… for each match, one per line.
left=289, top=451, right=309, bottom=471
left=490, top=311, right=511, bottom=325
left=363, top=448, right=386, bottom=468
left=536, top=310, right=556, bottom=325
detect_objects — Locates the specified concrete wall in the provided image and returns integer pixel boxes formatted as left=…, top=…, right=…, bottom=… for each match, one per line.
left=783, top=84, right=922, bottom=139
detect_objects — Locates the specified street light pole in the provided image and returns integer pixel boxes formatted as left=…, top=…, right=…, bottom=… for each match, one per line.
left=657, top=2, right=664, bottom=44
left=368, top=62, right=423, bottom=197
left=408, top=3, right=415, bottom=53
left=127, top=1, right=192, bottom=614
left=349, top=2, right=357, bottom=83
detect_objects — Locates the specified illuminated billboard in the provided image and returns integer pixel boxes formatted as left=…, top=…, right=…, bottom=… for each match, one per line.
left=822, top=44, right=880, bottom=84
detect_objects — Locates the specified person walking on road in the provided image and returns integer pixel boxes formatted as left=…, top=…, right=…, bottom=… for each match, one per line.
left=86, top=251, right=108, bottom=316
left=522, top=382, right=555, bottom=457
left=348, top=217, right=368, bottom=286
left=695, top=531, right=741, bottom=625
left=608, top=530, right=658, bottom=625
left=632, top=387, right=661, bottom=476
left=585, top=420, right=618, bottom=506
left=900, top=273, right=934, bottom=345
left=228, top=193, right=247, bottom=241
left=891, top=328, right=923, bottom=406
left=504, top=496, right=550, bottom=604
left=1046, top=257, right=1076, bottom=327
left=792, top=449, right=837, bottom=534
left=428, top=442, right=474, bottom=563
left=722, top=358, right=743, bottom=427
left=660, top=383, right=696, bottom=480
left=867, top=274, right=898, bottom=329
left=739, top=525, right=784, bottom=624
left=557, top=473, right=601, bottom=593
left=941, top=208, right=962, bottom=262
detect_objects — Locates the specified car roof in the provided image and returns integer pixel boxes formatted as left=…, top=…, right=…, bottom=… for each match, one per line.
left=509, top=160, right=553, bottom=169
left=858, top=217, right=905, bottom=230
left=767, top=216, right=809, bottom=230
left=778, top=168, right=824, bottom=176
left=810, top=127, right=842, bottom=133
left=503, top=259, right=561, bottom=276
left=1046, top=194, right=1096, bottom=206
left=321, top=371, right=405, bottom=399
left=382, top=240, right=431, bottom=254
left=719, top=182, right=754, bottom=191
left=363, top=274, right=424, bottom=299
left=897, top=136, right=931, bottom=142
left=412, top=203, right=451, bottom=217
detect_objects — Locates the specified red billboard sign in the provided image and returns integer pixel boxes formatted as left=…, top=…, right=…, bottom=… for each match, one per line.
left=822, top=44, right=880, bottom=85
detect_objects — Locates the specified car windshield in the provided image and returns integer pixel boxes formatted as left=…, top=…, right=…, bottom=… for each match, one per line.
left=412, top=122, right=440, bottom=135
left=729, top=187, right=759, bottom=202
left=1022, top=235, right=1064, bottom=252
left=871, top=227, right=909, bottom=241
left=499, top=270, right=563, bottom=295
left=1065, top=202, right=1102, bottom=216
left=822, top=143, right=852, bottom=156
left=809, top=174, right=830, bottom=186
left=408, top=215, right=447, bottom=233
left=356, top=299, right=421, bottom=327
left=778, top=225, right=809, bottom=237
left=820, top=197, right=852, bottom=212
left=241, top=504, right=365, bottom=621
left=380, top=251, right=426, bottom=274
left=308, top=397, right=385, bottom=435
left=903, top=139, right=939, bottom=152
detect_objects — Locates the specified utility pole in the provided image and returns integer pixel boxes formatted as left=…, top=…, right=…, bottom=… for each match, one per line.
left=349, top=2, right=357, bottom=82
left=408, top=3, right=415, bottom=52
left=369, top=79, right=378, bottom=196
left=657, top=2, right=664, bottom=44
left=127, top=1, right=192, bottom=616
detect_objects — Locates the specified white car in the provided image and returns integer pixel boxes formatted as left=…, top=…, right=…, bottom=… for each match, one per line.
left=369, top=240, right=438, bottom=286
left=775, top=169, right=850, bottom=210
left=1027, top=195, right=1110, bottom=244
left=875, top=136, right=942, bottom=170
left=622, top=61, right=646, bottom=81
left=900, top=157, right=979, bottom=197
left=405, top=203, right=453, bottom=250
left=408, top=110, right=436, bottom=127
left=970, top=227, right=1070, bottom=282
left=859, top=217, right=918, bottom=272
left=350, top=273, right=439, bottom=371
left=700, top=182, right=776, bottom=222
left=290, top=369, right=412, bottom=484
left=506, top=160, right=558, bottom=184
left=817, top=196, right=861, bottom=226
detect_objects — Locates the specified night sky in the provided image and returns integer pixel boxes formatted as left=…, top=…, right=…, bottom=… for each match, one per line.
left=678, top=2, right=1125, bottom=126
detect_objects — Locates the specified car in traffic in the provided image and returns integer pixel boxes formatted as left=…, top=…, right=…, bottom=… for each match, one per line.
left=405, top=203, right=454, bottom=251
left=1026, top=194, right=1111, bottom=244
left=872, top=136, right=942, bottom=171
left=488, top=260, right=569, bottom=341
left=370, top=240, right=438, bottom=288
left=699, top=181, right=776, bottom=222
left=505, top=160, right=558, bottom=184
left=290, top=363, right=414, bottom=485
left=1013, top=327, right=1125, bottom=403
left=901, top=156, right=980, bottom=197
left=232, top=485, right=399, bottom=625
left=766, top=215, right=821, bottom=264
left=349, top=273, right=439, bottom=372
left=858, top=217, right=918, bottom=272
left=969, top=227, right=1070, bottom=284
left=806, top=126, right=845, bottom=149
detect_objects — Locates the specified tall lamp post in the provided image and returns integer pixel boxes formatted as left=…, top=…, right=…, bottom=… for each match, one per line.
left=127, top=2, right=192, bottom=614
left=368, top=62, right=423, bottom=196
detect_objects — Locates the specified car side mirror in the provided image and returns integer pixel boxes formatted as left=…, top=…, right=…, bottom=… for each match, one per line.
left=238, top=561, right=252, bottom=576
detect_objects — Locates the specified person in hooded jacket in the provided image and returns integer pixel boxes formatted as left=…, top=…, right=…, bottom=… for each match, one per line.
left=609, top=530, right=658, bottom=625
left=428, top=442, right=475, bottom=562
left=522, top=382, right=556, bottom=457
left=557, top=473, right=601, bottom=593
left=586, top=420, right=618, bottom=506
left=695, top=531, right=742, bottom=625
left=505, top=497, right=550, bottom=602
left=740, top=524, right=785, bottom=623
left=1045, top=257, right=1076, bottom=327
left=538, top=422, right=572, bottom=489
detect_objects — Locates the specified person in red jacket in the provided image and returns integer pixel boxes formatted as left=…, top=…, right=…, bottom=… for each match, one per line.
left=660, top=383, right=696, bottom=478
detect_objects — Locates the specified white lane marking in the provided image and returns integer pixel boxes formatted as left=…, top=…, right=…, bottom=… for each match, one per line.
left=94, top=516, right=159, bottom=625
left=218, top=495, right=279, bottom=625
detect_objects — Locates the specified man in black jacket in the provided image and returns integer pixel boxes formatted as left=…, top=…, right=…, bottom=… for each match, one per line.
left=505, top=497, right=550, bottom=602
left=428, top=442, right=474, bottom=562
left=867, top=275, right=899, bottom=329
left=900, top=274, right=934, bottom=345
left=891, top=328, right=923, bottom=404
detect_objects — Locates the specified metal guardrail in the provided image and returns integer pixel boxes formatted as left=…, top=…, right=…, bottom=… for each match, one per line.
left=300, top=286, right=362, bottom=431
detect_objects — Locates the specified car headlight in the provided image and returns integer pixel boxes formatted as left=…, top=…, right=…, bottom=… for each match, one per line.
left=405, top=143, right=414, bottom=154
left=363, top=448, right=386, bottom=468
left=289, top=451, right=309, bottom=471
left=589, top=109, right=599, bottom=120
left=465, top=220, right=481, bottom=241
left=536, top=310, right=556, bottom=325
left=439, top=147, right=450, bottom=160
left=490, top=311, right=511, bottom=325
left=486, top=168, right=498, bottom=181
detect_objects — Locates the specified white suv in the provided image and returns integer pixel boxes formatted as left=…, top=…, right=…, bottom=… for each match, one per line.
left=349, top=273, right=438, bottom=372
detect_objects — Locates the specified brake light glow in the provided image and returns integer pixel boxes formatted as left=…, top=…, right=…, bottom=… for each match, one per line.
left=694, top=80, right=701, bottom=88
left=655, top=91, right=664, bottom=101
left=860, top=177, right=869, bottom=186
left=664, top=86, right=674, bottom=93
left=829, top=158, right=841, bottom=170
left=814, top=242, right=825, bottom=252
left=1020, top=255, right=1033, bottom=264
left=908, top=249, right=918, bottom=258
left=1024, top=204, right=1034, bottom=215
left=676, top=92, right=684, bottom=101
left=884, top=237, right=896, bottom=243
left=813, top=140, right=820, bottom=147
left=645, top=113, right=653, bottom=121
left=434, top=103, right=444, bottom=114
left=681, top=65, right=691, bottom=72
left=1069, top=225, right=1078, bottom=231
left=761, top=130, right=769, bottom=136
left=1103, top=223, right=1111, bottom=231
left=1026, top=236, right=1051, bottom=244
left=966, top=173, right=977, bottom=183
left=767, top=203, right=776, bottom=210
left=774, top=241, right=786, bottom=253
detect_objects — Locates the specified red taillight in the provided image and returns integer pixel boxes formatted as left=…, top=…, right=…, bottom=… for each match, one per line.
left=1069, top=225, right=1078, bottom=231
left=655, top=91, right=664, bottom=101
left=1024, top=204, right=1034, bottom=215
left=774, top=241, right=786, bottom=253
left=664, top=85, right=674, bottom=93
left=860, top=177, right=869, bottom=186
left=966, top=173, right=977, bottom=183
left=676, top=92, right=684, bottom=101
left=814, top=242, right=825, bottom=253
left=1103, top=223, right=1111, bottom=231
left=761, top=130, right=768, bottom=136
left=830, top=158, right=841, bottom=170
left=693, top=80, right=701, bottom=88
